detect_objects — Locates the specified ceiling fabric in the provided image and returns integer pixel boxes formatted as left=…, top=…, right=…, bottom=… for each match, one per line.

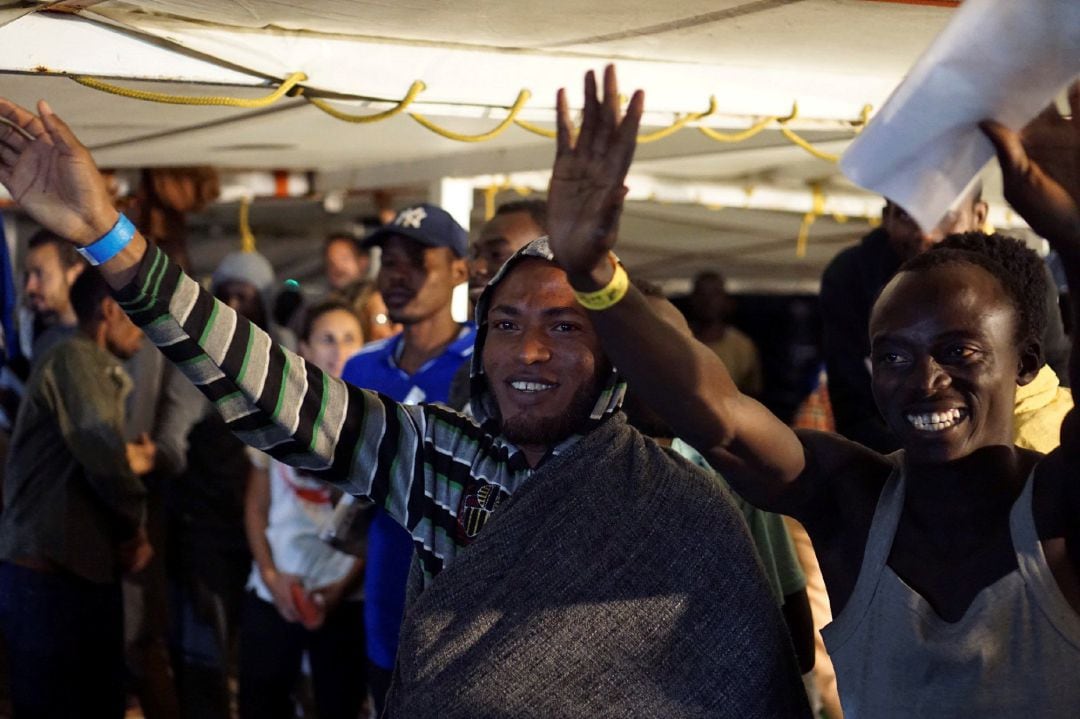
left=5, top=0, right=952, bottom=122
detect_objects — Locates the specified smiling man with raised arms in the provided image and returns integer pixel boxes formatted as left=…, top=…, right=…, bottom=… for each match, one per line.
left=0, top=72, right=811, bottom=717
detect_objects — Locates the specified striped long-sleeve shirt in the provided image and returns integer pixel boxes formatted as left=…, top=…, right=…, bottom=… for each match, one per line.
left=115, top=243, right=535, bottom=585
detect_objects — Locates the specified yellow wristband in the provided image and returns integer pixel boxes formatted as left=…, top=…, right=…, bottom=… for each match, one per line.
left=573, top=254, right=629, bottom=311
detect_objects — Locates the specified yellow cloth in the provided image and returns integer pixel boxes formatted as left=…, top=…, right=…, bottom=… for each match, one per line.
left=1013, top=365, right=1073, bottom=454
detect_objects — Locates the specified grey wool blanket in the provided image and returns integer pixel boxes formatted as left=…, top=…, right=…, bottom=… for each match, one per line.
left=386, top=414, right=811, bottom=718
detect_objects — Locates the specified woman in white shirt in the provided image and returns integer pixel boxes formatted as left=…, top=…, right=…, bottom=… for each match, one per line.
left=239, top=299, right=368, bottom=719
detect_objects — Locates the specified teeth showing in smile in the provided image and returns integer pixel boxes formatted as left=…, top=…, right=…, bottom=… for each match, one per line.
left=906, top=408, right=965, bottom=432
left=510, top=381, right=555, bottom=393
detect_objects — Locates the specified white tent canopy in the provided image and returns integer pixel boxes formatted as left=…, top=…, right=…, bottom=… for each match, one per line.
left=2, top=0, right=1020, bottom=289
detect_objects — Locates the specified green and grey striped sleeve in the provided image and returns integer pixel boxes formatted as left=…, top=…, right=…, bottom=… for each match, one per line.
left=111, top=243, right=451, bottom=508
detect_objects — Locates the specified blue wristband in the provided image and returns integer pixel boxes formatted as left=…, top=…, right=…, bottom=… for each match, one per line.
left=76, top=213, right=135, bottom=266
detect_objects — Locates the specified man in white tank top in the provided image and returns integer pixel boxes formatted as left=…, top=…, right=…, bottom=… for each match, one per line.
left=534, top=76, right=1080, bottom=717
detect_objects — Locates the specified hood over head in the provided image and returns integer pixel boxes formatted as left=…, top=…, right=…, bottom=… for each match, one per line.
left=468, top=236, right=626, bottom=435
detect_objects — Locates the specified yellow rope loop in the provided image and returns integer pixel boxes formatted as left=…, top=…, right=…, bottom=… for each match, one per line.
left=482, top=184, right=505, bottom=221
left=697, top=115, right=774, bottom=144
left=795, top=184, right=826, bottom=258
left=306, top=81, right=426, bottom=123
left=71, top=72, right=308, bottom=108
left=852, top=103, right=873, bottom=131
left=513, top=119, right=557, bottom=139
left=637, top=96, right=717, bottom=144
left=795, top=212, right=815, bottom=258
left=409, top=90, right=532, bottom=143
left=774, top=102, right=841, bottom=163
left=238, top=197, right=256, bottom=253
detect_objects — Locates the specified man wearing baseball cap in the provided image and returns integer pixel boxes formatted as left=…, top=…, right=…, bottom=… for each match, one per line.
left=341, top=202, right=473, bottom=713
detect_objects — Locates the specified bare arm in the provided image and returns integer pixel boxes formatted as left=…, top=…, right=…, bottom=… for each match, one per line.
left=545, top=67, right=812, bottom=513
left=0, top=96, right=436, bottom=502
left=982, top=84, right=1080, bottom=454
left=243, top=463, right=301, bottom=622
left=982, top=82, right=1080, bottom=584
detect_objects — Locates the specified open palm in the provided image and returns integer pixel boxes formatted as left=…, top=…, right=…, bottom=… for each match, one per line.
left=547, top=66, right=644, bottom=277
left=0, top=99, right=116, bottom=245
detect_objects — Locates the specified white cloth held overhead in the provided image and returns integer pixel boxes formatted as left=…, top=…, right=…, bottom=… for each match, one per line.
left=840, top=0, right=1080, bottom=234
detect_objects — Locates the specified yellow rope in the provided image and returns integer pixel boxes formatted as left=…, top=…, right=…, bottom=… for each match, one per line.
left=306, top=81, right=426, bottom=123
left=70, top=72, right=308, bottom=108
left=409, top=90, right=531, bottom=143
left=637, top=96, right=717, bottom=144
left=68, top=71, right=873, bottom=154
left=238, top=197, right=256, bottom=252
left=779, top=126, right=840, bottom=163
left=696, top=103, right=796, bottom=143
left=482, top=185, right=501, bottom=220
left=513, top=118, right=557, bottom=139
left=776, top=102, right=842, bottom=163
left=515, top=97, right=718, bottom=144
left=851, top=103, right=873, bottom=132
left=697, top=116, right=775, bottom=143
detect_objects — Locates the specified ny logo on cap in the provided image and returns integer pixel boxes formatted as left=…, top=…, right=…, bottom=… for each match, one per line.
left=395, top=207, right=427, bottom=229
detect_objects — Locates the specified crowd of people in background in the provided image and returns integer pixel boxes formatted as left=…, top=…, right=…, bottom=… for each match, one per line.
left=0, top=65, right=1075, bottom=719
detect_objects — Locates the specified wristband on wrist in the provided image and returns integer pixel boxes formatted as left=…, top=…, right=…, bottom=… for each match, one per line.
left=76, top=213, right=135, bottom=266
left=573, top=252, right=630, bottom=311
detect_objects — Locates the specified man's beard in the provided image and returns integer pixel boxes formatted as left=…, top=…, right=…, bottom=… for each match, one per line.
left=497, top=360, right=610, bottom=448
left=499, top=386, right=602, bottom=448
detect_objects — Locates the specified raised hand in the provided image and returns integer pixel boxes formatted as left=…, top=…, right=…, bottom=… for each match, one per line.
left=547, top=65, right=644, bottom=284
left=980, top=81, right=1080, bottom=245
left=0, top=99, right=117, bottom=245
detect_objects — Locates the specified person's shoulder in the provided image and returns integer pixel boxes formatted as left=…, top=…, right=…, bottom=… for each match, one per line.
left=343, top=335, right=397, bottom=373
left=795, top=429, right=893, bottom=503
left=33, top=337, right=123, bottom=402
left=821, top=238, right=866, bottom=285
left=31, top=324, right=77, bottom=363
left=447, top=323, right=477, bottom=358
left=40, top=335, right=108, bottom=374
left=725, top=325, right=757, bottom=351
left=796, top=428, right=891, bottom=475
left=1031, top=445, right=1079, bottom=543
left=823, top=228, right=890, bottom=276
left=355, top=335, right=397, bottom=357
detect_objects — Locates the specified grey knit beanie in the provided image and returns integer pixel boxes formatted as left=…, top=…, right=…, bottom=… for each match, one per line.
left=211, top=250, right=275, bottom=293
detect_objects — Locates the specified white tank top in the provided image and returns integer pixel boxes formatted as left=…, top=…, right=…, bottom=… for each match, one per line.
left=821, top=458, right=1080, bottom=718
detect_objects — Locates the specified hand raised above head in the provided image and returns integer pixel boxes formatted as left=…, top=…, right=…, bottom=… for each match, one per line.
left=981, top=81, right=1080, bottom=244
left=547, top=65, right=644, bottom=284
left=0, top=98, right=117, bottom=245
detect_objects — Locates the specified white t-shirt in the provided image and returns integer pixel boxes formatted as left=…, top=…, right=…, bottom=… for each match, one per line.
left=247, top=456, right=362, bottom=603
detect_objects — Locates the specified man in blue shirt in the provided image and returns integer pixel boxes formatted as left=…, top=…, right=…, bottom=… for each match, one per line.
left=341, top=203, right=474, bottom=714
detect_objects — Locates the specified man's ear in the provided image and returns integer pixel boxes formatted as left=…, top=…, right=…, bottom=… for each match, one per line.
left=100, top=296, right=121, bottom=324
left=1016, top=340, right=1042, bottom=387
left=974, top=200, right=990, bottom=231
left=65, top=262, right=85, bottom=289
left=450, top=257, right=469, bottom=285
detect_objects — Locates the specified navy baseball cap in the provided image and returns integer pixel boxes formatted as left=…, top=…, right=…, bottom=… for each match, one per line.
left=363, top=203, right=468, bottom=258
